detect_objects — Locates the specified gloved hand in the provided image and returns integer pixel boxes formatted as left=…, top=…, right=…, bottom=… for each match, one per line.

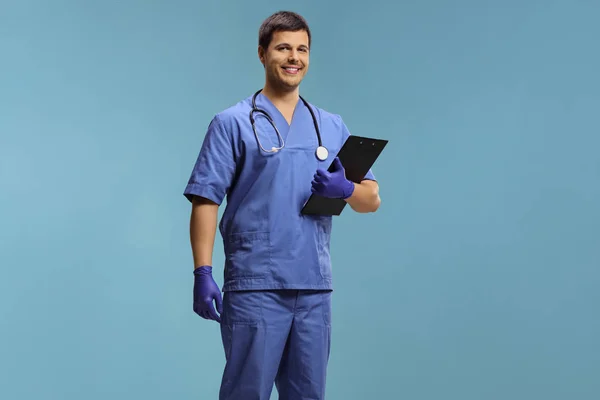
left=193, top=266, right=223, bottom=323
left=311, top=157, right=355, bottom=199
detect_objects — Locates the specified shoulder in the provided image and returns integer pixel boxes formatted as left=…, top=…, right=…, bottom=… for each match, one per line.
left=198, top=96, right=253, bottom=145
left=304, top=101, right=346, bottom=127
left=207, top=95, right=253, bottom=132
left=303, top=100, right=352, bottom=150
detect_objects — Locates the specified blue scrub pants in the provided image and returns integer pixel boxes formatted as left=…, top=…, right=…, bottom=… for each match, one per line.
left=219, top=290, right=332, bottom=400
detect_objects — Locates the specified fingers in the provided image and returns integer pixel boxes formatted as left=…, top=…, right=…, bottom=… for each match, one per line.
left=313, top=174, right=325, bottom=184
left=194, top=304, right=209, bottom=319
left=207, top=303, right=222, bottom=323
left=211, top=294, right=223, bottom=323
left=315, top=169, right=331, bottom=182
left=333, top=157, right=343, bottom=170
left=195, top=305, right=221, bottom=323
left=194, top=304, right=209, bottom=320
left=194, top=296, right=223, bottom=323
left=314, top=169, right=330, bottom=185
left=311, top=181, right=325, bottom=193
left=215, top=293, right=223, bottom=314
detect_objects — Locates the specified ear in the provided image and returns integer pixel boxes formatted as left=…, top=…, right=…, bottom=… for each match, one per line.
left=258, top=46, right=265, bottom=66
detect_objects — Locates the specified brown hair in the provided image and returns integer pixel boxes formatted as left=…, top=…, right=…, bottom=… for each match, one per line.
left=258, top=11, right=311, bottom=50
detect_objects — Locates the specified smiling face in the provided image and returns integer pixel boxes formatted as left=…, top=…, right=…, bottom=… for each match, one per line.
left=259, top=30, right=310, bottom=93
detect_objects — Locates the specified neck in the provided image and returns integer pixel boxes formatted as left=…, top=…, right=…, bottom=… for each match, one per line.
left=261, top=81, right=299, bottom=109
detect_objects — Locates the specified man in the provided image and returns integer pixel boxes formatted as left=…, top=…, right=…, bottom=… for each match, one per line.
left=183, top=10, right=381, bottom=400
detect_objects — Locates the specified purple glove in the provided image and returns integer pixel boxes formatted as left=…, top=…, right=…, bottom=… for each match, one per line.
left=311, top=157, right=355, bottom=199
left=193, top=266, right=223, bottom=323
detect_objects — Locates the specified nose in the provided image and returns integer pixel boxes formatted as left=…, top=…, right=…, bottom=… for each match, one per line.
left=288, top=49, right=299, bottom=62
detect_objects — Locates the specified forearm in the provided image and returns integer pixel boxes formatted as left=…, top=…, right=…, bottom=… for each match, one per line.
left=345, top=180, right=381, bottom=213
left=189, top=196, right=219, bottom=268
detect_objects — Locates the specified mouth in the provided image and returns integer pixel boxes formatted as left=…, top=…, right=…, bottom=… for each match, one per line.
left=282, top=66, right=301, bottom=75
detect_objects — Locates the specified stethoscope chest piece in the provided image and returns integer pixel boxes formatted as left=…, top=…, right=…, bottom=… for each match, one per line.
left=316, top=146, right=328, bottom=161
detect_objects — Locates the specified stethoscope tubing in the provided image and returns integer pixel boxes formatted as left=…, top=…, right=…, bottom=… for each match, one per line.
left=250, top=89, right=326, bottom=158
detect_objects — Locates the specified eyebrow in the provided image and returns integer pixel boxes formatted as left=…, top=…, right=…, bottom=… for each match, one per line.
left=276, top=42, right=309, bottom=49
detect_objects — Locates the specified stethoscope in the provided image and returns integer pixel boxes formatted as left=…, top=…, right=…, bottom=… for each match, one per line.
left=249, top=89, right=329, bottom=161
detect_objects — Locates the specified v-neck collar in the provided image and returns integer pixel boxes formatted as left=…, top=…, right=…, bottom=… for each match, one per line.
left=256, top=93, right=301, bottom=128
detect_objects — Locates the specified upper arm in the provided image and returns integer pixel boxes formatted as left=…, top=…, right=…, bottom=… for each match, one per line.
left=183, top=115, right=237, bottom=205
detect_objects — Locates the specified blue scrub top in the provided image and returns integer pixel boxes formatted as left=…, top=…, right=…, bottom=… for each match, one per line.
left=184, top=93, right=376, bottom=292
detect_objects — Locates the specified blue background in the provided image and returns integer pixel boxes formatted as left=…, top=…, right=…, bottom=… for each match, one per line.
left=1, top=0, right=599, bottom=399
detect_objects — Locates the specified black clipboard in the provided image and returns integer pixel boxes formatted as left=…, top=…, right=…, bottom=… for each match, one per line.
left=301, top=135, right=388, bottom=216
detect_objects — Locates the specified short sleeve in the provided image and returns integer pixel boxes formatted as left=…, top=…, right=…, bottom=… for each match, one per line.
left=339, top=116, right=377, bottom=182
left=183, top=115, right=237, bottom=204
